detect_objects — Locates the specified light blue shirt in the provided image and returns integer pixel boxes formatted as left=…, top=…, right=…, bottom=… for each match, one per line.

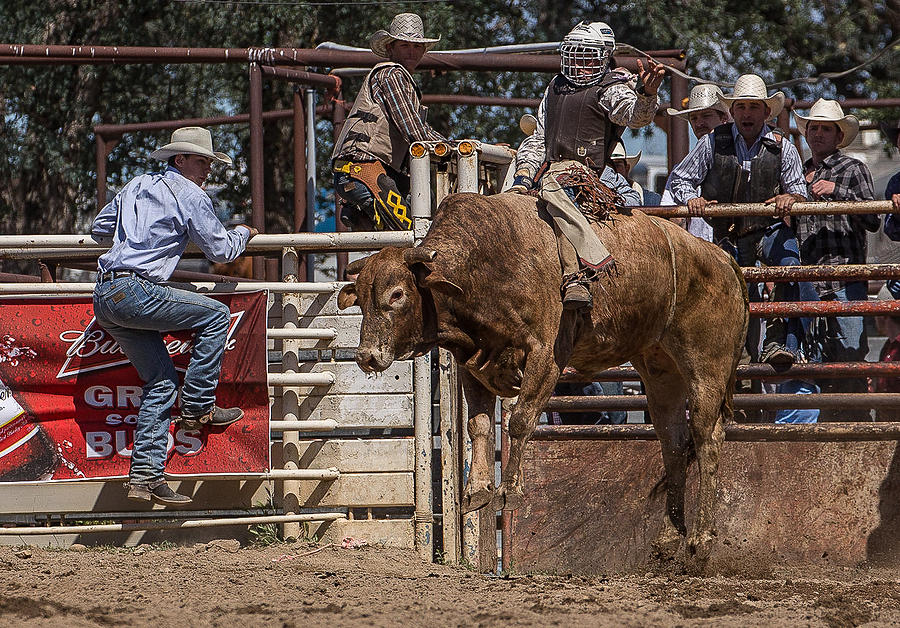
left=668, top=124, right=807, bottom=205
left=598, top=165, right=642, bottom=207
left=92, top=167, right=250, bottom=282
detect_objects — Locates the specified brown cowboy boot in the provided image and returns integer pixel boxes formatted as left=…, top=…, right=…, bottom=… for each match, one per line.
left=562, top=280, right=593, bottom=311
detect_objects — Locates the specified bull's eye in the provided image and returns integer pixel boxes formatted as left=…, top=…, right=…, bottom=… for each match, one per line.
left=389, top=288, right=404, bottom=304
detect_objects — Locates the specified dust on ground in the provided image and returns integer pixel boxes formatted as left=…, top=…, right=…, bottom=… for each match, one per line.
left=1, top=542, right=900, bottom=627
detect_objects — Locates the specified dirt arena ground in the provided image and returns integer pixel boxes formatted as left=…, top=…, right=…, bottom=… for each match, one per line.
left=2, top=542, right=900, bottom=627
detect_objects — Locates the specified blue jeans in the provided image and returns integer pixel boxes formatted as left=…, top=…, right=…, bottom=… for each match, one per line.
left=93, top=274, right=231, bottom=483
left=774, top=379, right=819, bottom=423
left=736, top=221, right=819, bottom=358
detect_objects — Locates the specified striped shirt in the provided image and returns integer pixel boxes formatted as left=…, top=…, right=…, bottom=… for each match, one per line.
left=668, top=124, right=807, bottom=205
left=515, top=70, right=659, bottom=178
left=368, top=66, right=445, bottom=150
left=795, top=151, right=879, bottom=296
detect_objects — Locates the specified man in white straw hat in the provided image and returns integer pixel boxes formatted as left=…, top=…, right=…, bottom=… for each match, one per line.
left=609, top=141, right=660, bottom=205
left=90, top=126, right=258, bottom=505
left=659, top=83, right=731, bottom=241
left=794, top=98, right=879, bottom=420
left=668, top=74, right=809, bottom=367
left=332, top=12, right=447, bottom=232
left=511, top=20, right=665, bottom=310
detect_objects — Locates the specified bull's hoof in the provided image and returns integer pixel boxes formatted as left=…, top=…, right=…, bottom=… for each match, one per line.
left=462, top=485, right=494, bottom=513
left=687, top=529, right=716, bottom=563
left=492, top=484, right=524, bottom=511
left=651, top=527, right=685, bottom=561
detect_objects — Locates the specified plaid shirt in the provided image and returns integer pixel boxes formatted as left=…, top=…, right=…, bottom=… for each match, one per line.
left=371, top=66, right=446, bottom=145
left=795, top=150, right=879, bottom=296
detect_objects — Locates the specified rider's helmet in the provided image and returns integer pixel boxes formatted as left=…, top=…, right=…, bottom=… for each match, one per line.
left=559, top=21, right=616, bottom=86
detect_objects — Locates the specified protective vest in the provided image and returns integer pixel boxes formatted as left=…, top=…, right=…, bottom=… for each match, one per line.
left=543, top=74, right=626, bottom=167
left=700, top=123, right=783, bottom=238
left=331, top=62, right=426, bottom=174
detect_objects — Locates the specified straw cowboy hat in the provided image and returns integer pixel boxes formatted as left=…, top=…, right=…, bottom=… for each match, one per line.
left=370, top=13, right=440, bottom=59
left=879, top=120, right=900, bottom=147
left=719, top=74, right=785, bottom=119
left=666, top=83, right=729, bottom=118
left=794, top=99, right=859, bottom=149
left=610, top=141, right=641, bottom=172
left=149, top=127, right=232, bottom=165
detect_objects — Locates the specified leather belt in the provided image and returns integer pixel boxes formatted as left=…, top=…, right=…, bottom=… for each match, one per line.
left=97, top=270, right=138, bottom=283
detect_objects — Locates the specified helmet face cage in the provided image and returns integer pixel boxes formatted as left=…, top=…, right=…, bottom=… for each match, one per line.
left=560, top=44, right=612, bottom=86
left=560, top=21, right=616, bottom=86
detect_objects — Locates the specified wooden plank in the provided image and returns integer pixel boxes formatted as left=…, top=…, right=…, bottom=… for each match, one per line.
left=299, top=291, right=357, bottom=317
left=0, top=479, right=276, bottom=515
left=271, top=393, right=413, bottom=427
left=310, top=518, right=414, bottom=549
left=271, top=438, right=414, bottom=473
left=296, top=472, right=413, bottom=507
left=268, top=360, right=413, bottom=395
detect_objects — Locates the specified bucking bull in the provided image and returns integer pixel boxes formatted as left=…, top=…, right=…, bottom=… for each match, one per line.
left=338, top=191, right=749, bottom=560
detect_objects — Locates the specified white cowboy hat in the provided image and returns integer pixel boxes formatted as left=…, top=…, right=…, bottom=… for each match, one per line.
left=719, top=74, right=785, bottom=119
left=610, top=141, right=641, bottom=171
left=666, top=83, right=729, bottom=118
left=370, top=13, right=440, bottom=59
left=794, top=99, right=859, bottom=149
left=149, top=127, right=232, bottom=165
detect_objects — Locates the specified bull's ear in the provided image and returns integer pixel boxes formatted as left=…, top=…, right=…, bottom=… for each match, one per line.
left=420, top=272, right=464, bottom=298
left=337, top=283, right=358, bottom=310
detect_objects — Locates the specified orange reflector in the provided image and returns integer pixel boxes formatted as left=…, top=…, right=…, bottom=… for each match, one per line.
left=433, top=142, right=449, bottom=157
left=410, top=143, right=427, bottom=158
left=458, top=141, right=475, bottom=156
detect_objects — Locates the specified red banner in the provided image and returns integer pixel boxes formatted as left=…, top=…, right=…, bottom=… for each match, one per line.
left=0, top=291, right=270, bottom=483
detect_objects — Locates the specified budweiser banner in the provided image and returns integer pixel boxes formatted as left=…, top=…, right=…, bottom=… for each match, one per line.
left=0, top=291, right=270, bottom=483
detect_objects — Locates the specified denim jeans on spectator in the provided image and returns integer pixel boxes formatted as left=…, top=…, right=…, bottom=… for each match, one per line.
left=552, top=381, right=627, bottom=425
left=93, top=274, right=231, bottom=483
left=812, top=281, right=871, bottom=420
left=774, top=379, right=819, bottom=423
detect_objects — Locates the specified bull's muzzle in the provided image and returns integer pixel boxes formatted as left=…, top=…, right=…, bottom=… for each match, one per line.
left=356, top=345, right=393, bottom=373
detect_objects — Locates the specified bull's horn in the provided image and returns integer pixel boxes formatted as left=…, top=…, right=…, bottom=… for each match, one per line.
left=345, top=255, right=371, bottom=277
left=403, top=247, right=437, bottom=265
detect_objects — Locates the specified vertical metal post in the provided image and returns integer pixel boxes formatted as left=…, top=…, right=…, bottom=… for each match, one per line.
left=456, top=150, right=479, bottom=193
left=332, top=91, right=348, bottom=280
left=280, top=247, right=302, bottom=540
left=96, top=134, right=108, bottom=210
left=414, top=351, right=433, bottom=561
left=459, top=379, right=478, bottom=567
left=292, top=88, right=308, bottom=280
left=439, top=348, right=460, bottom=563
left=668, top=74, right=690, bottom=170
left=305, top=87, right=317, bottom=282
left=249, top=63, right=265, bottom=280
left=410, top=147, right=432, bottom=220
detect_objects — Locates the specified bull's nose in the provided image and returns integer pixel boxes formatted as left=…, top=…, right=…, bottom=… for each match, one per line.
left=356, top=347, right=385, bottom=373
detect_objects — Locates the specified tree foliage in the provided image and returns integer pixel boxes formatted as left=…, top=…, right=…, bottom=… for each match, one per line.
left=1, top=0, right=899, bottom=275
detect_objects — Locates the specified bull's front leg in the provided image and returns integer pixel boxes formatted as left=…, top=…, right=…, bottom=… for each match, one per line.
left=495, top=344, right=558, bottom=511
left=459, top=370, right=499, bottom=513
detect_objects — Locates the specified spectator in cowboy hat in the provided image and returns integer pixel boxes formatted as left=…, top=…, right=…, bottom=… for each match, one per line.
left=609, top=141, right=661, bottom=205
left=794, top=99, right=879, bottom=420
left=667, top=74, right=811, bottom=369
left=879, top=120, right=900, bottom=299
left=331, top=12, right=447, bottom=232
left=660, top=83, right=731, bottom=241
left=91, top=126, right=258, bottom=505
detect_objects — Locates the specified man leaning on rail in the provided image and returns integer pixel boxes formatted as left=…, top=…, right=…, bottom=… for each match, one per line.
left=91, top=126, right=258, bottom=505
left=331, top=12, right=448, bottom=232
left=795, top=99, right=879, bottom=421
left=667, top=74, right=811, bottom=367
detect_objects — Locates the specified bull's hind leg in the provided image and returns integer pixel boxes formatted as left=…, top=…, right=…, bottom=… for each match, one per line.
left=633, top=354, right=691, bottom=561
left=684, top=379, right=727, bottom=562
left=460, top=370, right=498, bottom=513
left=495, top=344, right=558, bottom=511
